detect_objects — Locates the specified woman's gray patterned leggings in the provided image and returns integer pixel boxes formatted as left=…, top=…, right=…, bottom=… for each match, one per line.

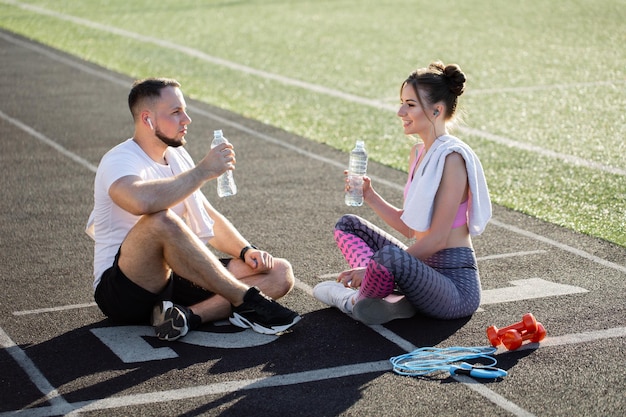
left=334, top=214, right=481, bottom=319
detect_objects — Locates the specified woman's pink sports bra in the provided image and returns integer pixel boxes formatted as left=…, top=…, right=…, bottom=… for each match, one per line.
left=404, top=146, right=468, bottom=229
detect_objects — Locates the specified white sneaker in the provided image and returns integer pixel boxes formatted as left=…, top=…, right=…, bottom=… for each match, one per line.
left=352, top=294, right=417, bottom=325
left=313, top=281, right=356, bottom=314
left=151, top=300, right=190, bottom=341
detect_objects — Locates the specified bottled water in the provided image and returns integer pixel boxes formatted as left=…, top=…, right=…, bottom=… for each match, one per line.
left=345, top=140, right=368, bottom=206
left=211, top=129, right=237, bottom=197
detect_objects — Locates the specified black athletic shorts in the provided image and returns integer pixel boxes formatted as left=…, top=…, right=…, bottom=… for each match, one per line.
left=94, top=248, right=229, bottom=324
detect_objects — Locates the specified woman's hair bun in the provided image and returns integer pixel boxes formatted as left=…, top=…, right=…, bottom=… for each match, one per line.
left=404, top=61, right=466, bottom=118
left=442, top=63, right=466, bottom=96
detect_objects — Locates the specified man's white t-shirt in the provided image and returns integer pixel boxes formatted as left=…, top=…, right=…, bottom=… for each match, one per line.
left=86, top=139, right=209, bottom=290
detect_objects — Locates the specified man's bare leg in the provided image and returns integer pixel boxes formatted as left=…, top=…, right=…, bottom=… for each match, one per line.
left=116, top=210, right=299, bottom=338
left=188, top=258, right=295, bottom=323
left=117, top=210, right=249, bottom=305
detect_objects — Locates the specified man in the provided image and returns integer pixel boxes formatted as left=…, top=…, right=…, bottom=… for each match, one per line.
left=86, top=78, right=300, bottom=341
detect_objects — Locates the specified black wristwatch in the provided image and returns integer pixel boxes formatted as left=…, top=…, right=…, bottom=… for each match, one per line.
left=239, top=245, right=258, bottom=260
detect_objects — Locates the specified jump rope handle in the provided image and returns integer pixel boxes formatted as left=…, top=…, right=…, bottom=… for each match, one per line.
left=450, top=363, right=508, bottom=379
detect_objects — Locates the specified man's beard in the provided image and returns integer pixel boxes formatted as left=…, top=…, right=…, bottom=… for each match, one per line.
left=155, top=128, right=186, bottom=148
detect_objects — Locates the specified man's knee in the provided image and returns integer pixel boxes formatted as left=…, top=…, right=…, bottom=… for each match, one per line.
left=272, top=258, right=295, bottom=294
left=136, top=210, right=185, bottom=234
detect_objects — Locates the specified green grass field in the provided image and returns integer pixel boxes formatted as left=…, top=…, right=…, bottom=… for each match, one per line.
left=1, top=0, right=625, bottom=246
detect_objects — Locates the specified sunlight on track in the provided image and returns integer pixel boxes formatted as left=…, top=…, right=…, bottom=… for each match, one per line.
left=2, top=323, right=624, bottom=417
left=1, top=18, right=624, bottom=416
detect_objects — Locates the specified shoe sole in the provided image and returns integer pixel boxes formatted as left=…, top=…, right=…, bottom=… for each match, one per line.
left=152, top=303, right=189, bottom=341
left=312, top=281, right=356, bottom=314
left=229, top=313, right=302, bottom=335
left=352, top=296, right=416, bottom=325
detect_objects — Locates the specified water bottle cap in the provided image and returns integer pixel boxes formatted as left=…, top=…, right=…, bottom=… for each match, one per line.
left=214, top=129, right=223, bottom=137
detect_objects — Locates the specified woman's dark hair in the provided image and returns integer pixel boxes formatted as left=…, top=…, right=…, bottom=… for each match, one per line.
left=402, top=61, right=466, bottom=120
left=128, top=78, right=181, bottom=120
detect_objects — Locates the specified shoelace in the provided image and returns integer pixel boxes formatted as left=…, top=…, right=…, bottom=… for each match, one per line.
left=240, top=293, right=289, bottom=318
left=390, top=346, right=507, bottom=379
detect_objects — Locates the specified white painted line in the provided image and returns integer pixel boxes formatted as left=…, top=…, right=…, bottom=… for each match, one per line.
left=480, top=278, right=588, bottom=305
left=458, top=126, right=626, bottom=177
left=496, top=326, right=626, bottom=354
left=490, top=219, right=626, bottom=274
left=317, top=272, right=341, bottom=280
left=316, top=249, right=546, bottom=282
left=477, top=250, right=546, bottom=261
left=455, top=327, right=626, bottom=417
left=90, top=326, right=278, bottom=363
left=452, top=374, right=538, bottom=417
left=0, top=109, right=98, bottom=173
left=299, top=279, right=421, bottom=352
left=0, top=3, right=623, bottom=177
left=5, top=30, right=623, bottom=328
left=293, top=278, right=315, bottom=296
left=2, top=326, right=623, bottom=417
left=0, top=30, right=130, bottom=89
left=2, top=23, right=624, bottom=417
left=368, top=324, right=419, bottom=352
left=13, top=302, right=97, bottom=316
left=0, top=327, right=70, bottom=410
left=5, top=25, right=624, bottom=354
left=4, top=29, right=623, bottom=278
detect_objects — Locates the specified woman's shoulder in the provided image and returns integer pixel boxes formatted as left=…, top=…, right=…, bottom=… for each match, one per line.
left=409, top=141, right=424, bottom=158
left=410, top=142, right=424, bottom=153
left=407, top=142, right=424, bottom=168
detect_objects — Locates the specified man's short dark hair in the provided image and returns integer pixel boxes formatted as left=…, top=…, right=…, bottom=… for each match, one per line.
left=128, top=78, right=181, bottom=120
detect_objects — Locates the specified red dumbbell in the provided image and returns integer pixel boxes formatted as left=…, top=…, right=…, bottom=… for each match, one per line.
left=486, top=313, right=539, bottom=347
left=500, top=322, right=546, bottom=350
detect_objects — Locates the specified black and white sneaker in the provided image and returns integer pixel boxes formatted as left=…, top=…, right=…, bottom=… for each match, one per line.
left=151, top=301, right=190, bottom=341
left=229, top=287, right=301, bottom=335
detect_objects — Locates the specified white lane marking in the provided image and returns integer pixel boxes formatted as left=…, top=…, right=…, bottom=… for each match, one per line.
left=5, top=18, right=624, bottom=357
left=311, top=276, right=589, bottom=308
left=6, top=18, right=626, bottom=334
left=13, top=302, right=98, bottom=316
left=367, top=324, right=419, bottom=352
left=2, top=326, right=624, bottom=417
left=4, top=30, right=623, bottom=307
left=0, top=4, right=623, bottom=177
left=15, top=278, right=587, bottom=363
left=459, top=126, right=626, bottom=177
left=477, top=250, right=547, bottom=261
left=2, top=29, right=625, bottom=277
left=489, top=219, right=626, bottom=275
left=90, top=326, right=278, bottom=363
left=0, top=361, right=392, bottom=417
left=452, top=374, right=538, bottom=417
left=0, top=327, right=70, bottom=409
left=1, top=23, right=624, bottom=417
left=499, top=326, right=626, bottom=353
left=480, top=278, right=588, bottom=305
left=0, top=109, right=98, bottom=173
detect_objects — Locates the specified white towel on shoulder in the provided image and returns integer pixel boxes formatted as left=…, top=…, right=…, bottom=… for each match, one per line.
left=400, top=135, right=491, bottom=236
left=165, top=147, right=215, bottom=243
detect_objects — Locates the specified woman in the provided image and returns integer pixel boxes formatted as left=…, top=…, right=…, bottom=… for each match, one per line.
left=314, top=61, right=492, bottom=325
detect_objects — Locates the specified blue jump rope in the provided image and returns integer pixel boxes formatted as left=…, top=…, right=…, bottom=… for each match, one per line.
left=389, top=346, right=508, bottom=379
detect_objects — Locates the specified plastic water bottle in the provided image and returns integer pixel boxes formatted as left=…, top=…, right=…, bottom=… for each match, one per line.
left=345, top=140, right=368, bottom=206
left=211, top=129, right=237, bottom=197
